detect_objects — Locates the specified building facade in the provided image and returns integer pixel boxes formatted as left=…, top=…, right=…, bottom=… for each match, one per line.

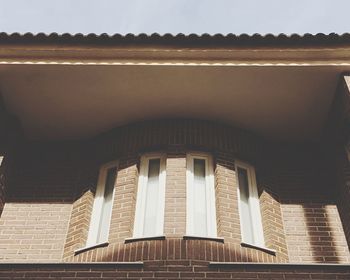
left=0, top=33, right=350, bottom=279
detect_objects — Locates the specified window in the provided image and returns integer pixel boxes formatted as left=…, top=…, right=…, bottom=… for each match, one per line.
left=86, top=161, right=118, bottom=246
left=236, top=160, right=264, bottom=246
left=133, top=154, right=166, bottom=238
left=186, top=153, right=217, bottom=237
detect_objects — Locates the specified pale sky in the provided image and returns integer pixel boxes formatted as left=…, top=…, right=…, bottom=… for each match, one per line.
left=0, top=0, right=350, bottom=35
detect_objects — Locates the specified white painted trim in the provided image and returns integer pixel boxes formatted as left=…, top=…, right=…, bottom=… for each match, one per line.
left=133, top=153, right=166, bottom=238
left=235, top=160, right=265, bottom=247
left=186, top=152, right=217, bottom=237
left=4, top=45, right=350, bottom=66
left=0, top=156, right=3, bottom=167
left=86, top=160, right=118, bottom=247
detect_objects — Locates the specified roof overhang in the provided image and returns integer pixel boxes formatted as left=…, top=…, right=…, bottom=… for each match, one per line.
left=1, top=33, right=350, bottom=142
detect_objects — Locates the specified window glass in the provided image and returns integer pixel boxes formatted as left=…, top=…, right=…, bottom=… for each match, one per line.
left=186, top=154, right=217, bottom=237
left=96, top=167, right=116, bottom=243
left=133, top=155, right=166, bottom=238
left=193, top=159, right=207, bottom=236
left=236, top=161, right=264, bottom=246
left=86, top=161, right=118, bottom=247
left=143, top=159, right=161, bottom=236
left=237, top=167, right=254, bottom=244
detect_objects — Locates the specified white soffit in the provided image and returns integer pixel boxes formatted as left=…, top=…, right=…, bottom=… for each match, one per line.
left=0, top=63, right=346, bottom=141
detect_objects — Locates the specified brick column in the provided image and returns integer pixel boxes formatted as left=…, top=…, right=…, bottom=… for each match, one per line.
left=0, top=95, right=7, bottom=216
left=326, top=75, right=350, bottom=250
left=336, top=144, right=350, bottom=249
left=164, top=154, right=186, bottom=237
left=259, top=190, right=289, bottom=262
left=63, top=190, right=95, bottom=261
left=0, top=156, right=4, bottom=216
left=108, top=158, right=139, bottom=243
left=215, top=153, right=241, bottom=243
left=0, top=94, right=22, bottom=217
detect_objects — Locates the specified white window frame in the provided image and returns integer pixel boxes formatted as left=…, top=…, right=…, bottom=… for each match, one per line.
left=235, top=160, right=265, bottom=247
left=133, top=153, right=166, bottom=238
left=186, top=152, right=217, bottom=237
left=86, top=160, right=118, bottom=247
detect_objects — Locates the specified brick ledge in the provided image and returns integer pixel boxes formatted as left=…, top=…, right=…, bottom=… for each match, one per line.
left=183, top=235, right=225, bottom=243
left=209, top=262, right=350, bottom=268
left=74, top=241, right=109, bottom=255
left=0, top=262, right=144, bottom=268
left=240, top=242, right=276, bottom=255
left=124, top=235, right=166, bottom=243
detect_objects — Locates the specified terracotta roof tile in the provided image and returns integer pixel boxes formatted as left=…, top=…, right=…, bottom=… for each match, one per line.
left=0, top=32, right=350, bottom=47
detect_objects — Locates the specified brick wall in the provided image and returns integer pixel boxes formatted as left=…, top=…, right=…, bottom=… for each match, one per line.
left=66, top=238, right=278, bottom=263
left=62, top=120, right=294, bottom=263
left=215, top=154, right=240, bottom=244
left=2, top=143, right=86, bottom=262
left=0, top=262, right=349, bottom=279
left=325, top=75, right=350, bottom=254
left=282, top=203, right=350, bottom=263
left=337, top=146, right=350, bottom=250
left=1, top=119, right=348, bottom=264
left=0, top=203, right=72, bottom=262
left=63, top=190, right=94, bottom=260
left=260, top=190, right=289, bottom=262
left=108, top=159, right=138, bottom=243
left=0, top=99, right=24, bottom=218
left=0, top=96, right=7, bottom=217
left=0, top=156, right=4, bottom=217
left=164, top=154, right=186, bottom=237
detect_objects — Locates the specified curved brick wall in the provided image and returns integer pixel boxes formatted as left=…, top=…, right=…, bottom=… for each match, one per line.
left=62, top=119, right=290, bottom=263
left=2, top=119, right=349, bottom=263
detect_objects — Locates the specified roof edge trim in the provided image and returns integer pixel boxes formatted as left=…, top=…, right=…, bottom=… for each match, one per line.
left=1, top=32, right=350, bottom=48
